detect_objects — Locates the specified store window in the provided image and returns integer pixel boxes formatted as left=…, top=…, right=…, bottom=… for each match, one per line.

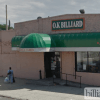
left=76, top=52, right=100, bottom=73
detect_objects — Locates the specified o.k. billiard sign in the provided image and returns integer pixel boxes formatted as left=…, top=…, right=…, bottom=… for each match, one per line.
left=52, top=18, right=85, bottom=31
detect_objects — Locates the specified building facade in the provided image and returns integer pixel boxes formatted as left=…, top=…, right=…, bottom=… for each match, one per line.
left=0, top=14, right=100, bottom=86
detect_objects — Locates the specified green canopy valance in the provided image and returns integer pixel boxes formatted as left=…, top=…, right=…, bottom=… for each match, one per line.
left=11, top=32, right=100, bottom=52
left=11, top=36, right=25, bottom=50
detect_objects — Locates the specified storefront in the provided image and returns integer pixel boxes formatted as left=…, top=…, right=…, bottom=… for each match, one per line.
left=0, top=14, right=100, bottom=86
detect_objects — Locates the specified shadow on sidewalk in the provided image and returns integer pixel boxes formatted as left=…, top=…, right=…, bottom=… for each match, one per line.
left=0, top=77, right=96, bottom=96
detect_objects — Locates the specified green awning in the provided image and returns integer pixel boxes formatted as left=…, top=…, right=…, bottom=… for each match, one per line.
left=20, top=33, right=52, bottom=48
left=11, top=36, right=25, bottom=50
left=19, top=33, right=54, bottom=52
left=50, top=32, right=100, bottom=47
left=11, top=32, right=100, bottom=52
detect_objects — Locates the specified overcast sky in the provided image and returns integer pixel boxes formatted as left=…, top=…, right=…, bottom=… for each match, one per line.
left=0, top=0, right=100, bottom=27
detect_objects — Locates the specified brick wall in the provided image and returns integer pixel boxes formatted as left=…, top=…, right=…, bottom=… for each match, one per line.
left=0, top=30, right=44, bottom=79
left=0, top=30, right=16, bottom=54
left=14, top=14, right=100, bottom=35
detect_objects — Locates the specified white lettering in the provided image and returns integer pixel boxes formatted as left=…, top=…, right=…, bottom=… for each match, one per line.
left=70, top=21, right=73, bottom=27
left=56, top=22, right=60, bottom=28
left=68, top=21, right=70, bottom=27
left=63, top=22, right=66, bottom=28
left=61, top=22, right=66, bottom=28
left=53, top=23, right=56, bottom=28
left=76, top=21, right=79, bottom=27
left=78, top=21, right=83, bottom=27
left=52, top=19, right=83, bottom=29
left=65, top=22, right=68, bottom=28
left=73, top=21, right=76, bottom=27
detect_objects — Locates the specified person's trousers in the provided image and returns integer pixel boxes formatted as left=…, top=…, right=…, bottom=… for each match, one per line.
left=8, top=75, right=13, bottom=83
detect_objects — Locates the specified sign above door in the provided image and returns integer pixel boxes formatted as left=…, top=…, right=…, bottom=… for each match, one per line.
left=52, top=18, right=85, bottom=31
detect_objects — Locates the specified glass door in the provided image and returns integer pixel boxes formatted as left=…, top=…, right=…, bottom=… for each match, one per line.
left=51, top=52, right=61, bottom=78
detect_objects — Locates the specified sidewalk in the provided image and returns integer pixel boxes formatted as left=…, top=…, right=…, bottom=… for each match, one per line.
left=0, top=77, right=86, bottom=100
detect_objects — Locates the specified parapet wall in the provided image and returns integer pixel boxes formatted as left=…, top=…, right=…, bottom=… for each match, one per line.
left=14, top=14, right=100, bottom=35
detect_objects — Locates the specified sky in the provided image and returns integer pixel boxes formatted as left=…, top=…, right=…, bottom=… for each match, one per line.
left=0, top=0, right=100, bottom=27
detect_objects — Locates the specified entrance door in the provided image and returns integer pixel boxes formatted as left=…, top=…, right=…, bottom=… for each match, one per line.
left=44, top=52, right=53, bottom=78
left=44, top=52, right=61, bottom=78
left=54, top=52, right=61, bottom=78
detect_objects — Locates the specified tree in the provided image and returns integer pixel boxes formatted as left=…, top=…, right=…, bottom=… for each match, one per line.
left=0, top=24, right=13, bottom=30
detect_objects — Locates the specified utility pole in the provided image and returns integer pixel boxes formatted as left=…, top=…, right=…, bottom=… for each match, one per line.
left=6, top=5, right=8, bottom=30
left=9, top=20, right=10, bottom=30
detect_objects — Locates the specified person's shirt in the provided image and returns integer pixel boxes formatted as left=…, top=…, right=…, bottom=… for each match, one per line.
left=8, top=70, right=13, bottom=75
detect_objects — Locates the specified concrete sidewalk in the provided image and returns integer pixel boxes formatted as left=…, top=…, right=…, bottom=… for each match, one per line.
left=0, top=77, right=86, bottom=100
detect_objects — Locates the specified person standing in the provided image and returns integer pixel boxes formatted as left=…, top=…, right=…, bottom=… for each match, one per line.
left=7, top=67, right=13, bottom=83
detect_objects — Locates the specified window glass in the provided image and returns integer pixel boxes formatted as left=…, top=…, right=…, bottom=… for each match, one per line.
left=88, top=52, right=100, bottom=73
left=77, top=52, right=87, bottom=71
left=77, top=52, right=100, bottom=73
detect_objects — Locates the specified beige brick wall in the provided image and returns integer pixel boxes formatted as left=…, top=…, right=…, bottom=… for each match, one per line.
left=62, top=52, right=75, bottom=74
left=0, top=31, right=2, bottom=54
left=0, top=30, right=16, bottom=54
left=0, top=30, right=44, bottom=80
left=0, top=52, right=44, bottom=80
left=61, top=52, right=78, bottom=82
left=14, top=14, right=100, bottom=35
left=0, top=30, right=16, bottom=76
